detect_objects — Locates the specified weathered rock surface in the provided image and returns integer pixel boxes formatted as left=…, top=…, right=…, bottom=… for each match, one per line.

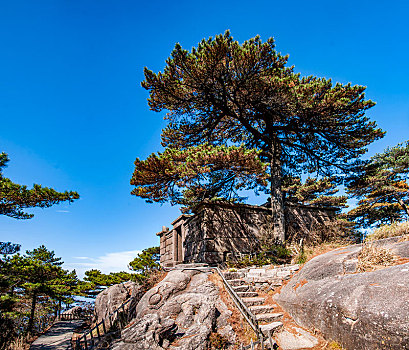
left=275, top=237, right=409, bottom=350
left=94, top=281, right=141, bottom=324
left=276, top=327, right=319, bottom=350
left=110, top=269, right=235, bottom=350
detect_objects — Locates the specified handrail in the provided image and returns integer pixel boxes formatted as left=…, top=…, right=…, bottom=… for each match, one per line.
left=74, top=294, right=135, bottom=350
left=214, top=266, right=263, bottom=340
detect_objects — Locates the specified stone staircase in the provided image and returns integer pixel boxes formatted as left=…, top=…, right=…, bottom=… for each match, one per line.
left=223, top=265, right=319, bottom=349
left=223, top=269, right=288, bottom=337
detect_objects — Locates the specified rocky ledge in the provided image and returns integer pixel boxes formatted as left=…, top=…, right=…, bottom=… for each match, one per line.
left=275, top=236, right=409, bottom=350
left=110, top=269, right=235, bottom=350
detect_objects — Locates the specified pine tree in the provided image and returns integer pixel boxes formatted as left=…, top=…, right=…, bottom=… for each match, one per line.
left=283, top=176, right=347, bottom=208
left=0, top=152, right=79, bottom=219
left=4, top=245, right=79, bottom=334
left=348, top=140, right=409, bottom=227
left=131, top=144, right=267, bottom=211
left=134, top=31, right=384, bottom=241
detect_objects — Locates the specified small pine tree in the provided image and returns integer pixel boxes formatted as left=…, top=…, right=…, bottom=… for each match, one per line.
left=348, top=140, right=409, bottom=227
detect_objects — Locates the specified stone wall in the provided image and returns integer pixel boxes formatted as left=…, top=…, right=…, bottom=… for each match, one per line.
left=158, top=202, right=338, bottom=266
left=183, top=202, right=337, bottom=265
left=158, top=227, right=174, bottom=267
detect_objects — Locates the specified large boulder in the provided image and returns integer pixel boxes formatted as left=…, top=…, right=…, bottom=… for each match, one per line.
left=110, top=269, right=235, bottom=350
left=275, top=237, right=409, bottom=350
left=94, top=281, right=141, bottom=325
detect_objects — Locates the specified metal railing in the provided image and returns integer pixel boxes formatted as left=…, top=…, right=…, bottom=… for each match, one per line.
left=58, top=311, right=93, bottom=321
left=214, top=266, right=261, bottom=336
left=73, top=296, right=135, bottom=350
left=214, top=266, right=278, bottom=349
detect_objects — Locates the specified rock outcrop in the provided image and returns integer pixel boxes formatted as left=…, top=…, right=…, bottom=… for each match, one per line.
left=94, top=281, right=141, bottom=325
left=275, top=237, right=409, bottom=350
left=110, top=269, right=235, bottom=350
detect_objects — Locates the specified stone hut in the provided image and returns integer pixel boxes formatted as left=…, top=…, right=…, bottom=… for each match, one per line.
left=157, top=201, right=337, bottom=267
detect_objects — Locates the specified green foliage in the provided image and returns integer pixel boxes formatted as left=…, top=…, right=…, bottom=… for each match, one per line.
left=283, top=176, right=347, bottom=209
left=135, top=31, right=383, bottom=238
left=82, top=247, right=162, bottom=295
left=0, top=244, right=79, bottom=335
left=83, top=269, right=136, bottom=292
left=227, top=244, right=292, bottom=268
left=0, top=242, right=20, bottom=255
left=347, top=140, right=409, bottom=227
left=0, top=152, right=79, bottom=219
left=128, top=246, right=160, bottom=281
left=131, top=144, right=267, bottom=212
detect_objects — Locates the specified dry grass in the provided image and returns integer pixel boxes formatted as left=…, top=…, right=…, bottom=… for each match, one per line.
left=208, top=272, right=257, bottom=348
left=366, top=221, right=409, bottom=241
left=290, top=241, right=347, bottom=266
left=357, top=243, right=396, bottom=272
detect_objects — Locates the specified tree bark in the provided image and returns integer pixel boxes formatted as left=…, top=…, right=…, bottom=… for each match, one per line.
left=270, top=141, right=285, bottom=242
left=397, top=198, right=409, bottom=217
left=28, top=291, right=37, bottom=334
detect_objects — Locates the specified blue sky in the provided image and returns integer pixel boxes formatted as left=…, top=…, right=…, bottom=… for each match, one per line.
left=1, top=0, right=408, bottom=277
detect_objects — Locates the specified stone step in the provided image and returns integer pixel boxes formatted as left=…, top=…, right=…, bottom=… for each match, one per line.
left=259, top=321, right=283, bottom=335
left=173, top=263, right=209, bottom=268
left=232, top=285, right=251, bottom=292
left=226, top=279, right=246, bottom=287
left=237, top=291, right=259, bottom=298
left=255, top=312, right=283, bottom=323
left=242, top=297, right=265, bottom=307
left=223, top=271, right=244, bottom=280
left=249, top=304, right=278, bottom=315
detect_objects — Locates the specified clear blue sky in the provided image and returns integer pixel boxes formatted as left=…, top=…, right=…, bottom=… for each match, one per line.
left=1, top=0, right=408, bottom=277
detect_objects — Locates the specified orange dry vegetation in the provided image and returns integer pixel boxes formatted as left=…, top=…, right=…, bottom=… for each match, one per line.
left=293, top=279, right=308, bottom=291
left=208, top=272, right=257, bottom=348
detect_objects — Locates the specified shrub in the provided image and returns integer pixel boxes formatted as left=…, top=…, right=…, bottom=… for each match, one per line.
left=207, top=332, right=229, bottom=350
left=357, top=243, right=396, bottom=272
left=366, top=221, right=409, bottom=241
left=226, top=244, right=292, bottom=268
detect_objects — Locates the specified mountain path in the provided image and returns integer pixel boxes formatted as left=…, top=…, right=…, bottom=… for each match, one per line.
left=29, top=320, right=83, bottom=350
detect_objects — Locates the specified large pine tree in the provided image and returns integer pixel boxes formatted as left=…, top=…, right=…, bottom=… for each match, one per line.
left=134, top=31, right=384, bottom=241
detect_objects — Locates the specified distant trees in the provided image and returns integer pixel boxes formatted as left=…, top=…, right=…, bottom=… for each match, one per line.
left=128, top=246, right=160, bottom=279
left=81, top=247, right=161, bottom=295
left=82, top=270, right=135, bottom=295
left=0, top=152, right=79, bottom=219
left=132, top=31, right=384, bottom=241
left=347, top=140, right=409, bottom=227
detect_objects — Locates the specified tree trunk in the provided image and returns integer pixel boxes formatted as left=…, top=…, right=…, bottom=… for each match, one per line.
left=397, top=198, right=409, bottom=217
left=28, top=291, right=37, bottom=334
left=270, top=142, right=285, bottom=243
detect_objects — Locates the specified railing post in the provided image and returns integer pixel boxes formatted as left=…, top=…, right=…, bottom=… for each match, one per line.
left=102, top=319, right=107, bottom=335
left=90, top=330, right=95, bottom=347
left=268, top=330, right=273, bottom=349
left=83, top=334, right=88, bottom=350
left=96, top=323, right=101, bottom=340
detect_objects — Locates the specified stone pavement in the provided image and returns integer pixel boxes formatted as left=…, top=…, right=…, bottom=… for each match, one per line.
left=30, top=320, right=84, bottom=350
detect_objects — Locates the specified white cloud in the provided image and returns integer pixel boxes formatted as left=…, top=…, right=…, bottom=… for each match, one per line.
left=56, top=210, right=70, bottom=213
left=65, top=249, right=141, bottom=279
